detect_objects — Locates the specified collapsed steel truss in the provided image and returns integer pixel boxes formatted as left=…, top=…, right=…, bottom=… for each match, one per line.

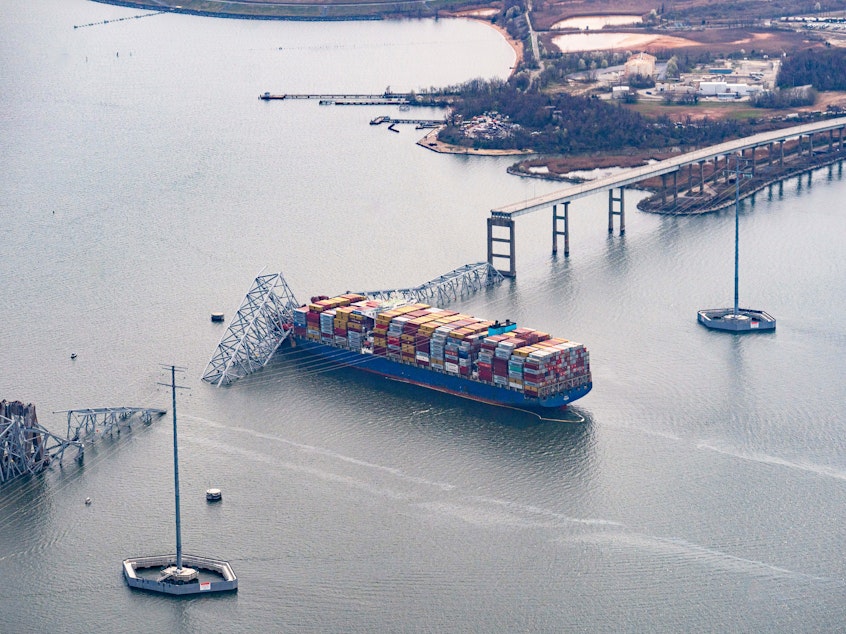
left=358, top=262, right=505, bottom=306
left=201, top=263, right=503, bottom=388
left=61, top=407, right=167, bottom=442
left=0, top=402, right=82, bottom=485
left=202, top=272, right=300, bottom=387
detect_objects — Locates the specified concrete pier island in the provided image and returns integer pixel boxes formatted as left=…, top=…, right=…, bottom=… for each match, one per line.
left=697, top=308, right=776, bottom=332
left=123, top=554, right=238, bottom=595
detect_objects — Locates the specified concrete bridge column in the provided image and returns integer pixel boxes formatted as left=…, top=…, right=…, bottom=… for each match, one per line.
left=725, top=155, right=731, bottom=184
left=829, top=130, right=835, bottom=153
left=552, top=202, right=569, bottom=257
left=660, top=174, right=667, bottom=205
left=487, top=215, right=516, bottom=278
left=768, top=142, right=774, bottom=166
left=673, top=171, right=678, bottom=205
left=779, top=140, right=785, bottom=167
left=688, top=163, right=693, bottom=191
left=750, top=147, right=756, bottom=175
left=608, top=188, right=625, bottom=235
left=840, top=127, right=844, bottom=151
left=699, top=161, right=705, bottom=193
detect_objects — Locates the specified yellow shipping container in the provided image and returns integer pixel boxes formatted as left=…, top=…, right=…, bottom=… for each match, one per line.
left=468, top=321, right=494, bottom=334
left=377, top=311, right=400, bottom=325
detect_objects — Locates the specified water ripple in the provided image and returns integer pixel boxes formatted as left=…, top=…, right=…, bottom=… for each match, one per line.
left=697, top=441, right=846, bottom=481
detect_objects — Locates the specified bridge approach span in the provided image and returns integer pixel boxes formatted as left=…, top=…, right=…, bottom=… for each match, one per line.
left=486, top=116, right=846, bottom=277
left=492, top=116, right=846, bottom=217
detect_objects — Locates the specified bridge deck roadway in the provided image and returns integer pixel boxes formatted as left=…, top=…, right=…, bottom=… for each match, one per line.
left=492, top=116, right=846, bottom=218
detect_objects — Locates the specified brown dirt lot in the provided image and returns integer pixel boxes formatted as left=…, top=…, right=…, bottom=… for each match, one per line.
left=540, top=26, right=825, bottom=58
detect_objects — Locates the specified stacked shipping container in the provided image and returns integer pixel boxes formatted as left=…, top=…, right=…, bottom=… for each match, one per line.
left=291, top=295, right=591, bottom=401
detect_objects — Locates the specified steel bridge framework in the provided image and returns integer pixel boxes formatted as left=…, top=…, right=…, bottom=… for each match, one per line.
left=486, top=116, right=846, bottom=277
left=61, top=407, right=167, bottom=442
left=357, top=262, right=505, bottom=305
left=0, top=404, right=82, bottom=485
left=202, top=263, right=505, bottom=388
left=202, top=272, right=300, bottom=387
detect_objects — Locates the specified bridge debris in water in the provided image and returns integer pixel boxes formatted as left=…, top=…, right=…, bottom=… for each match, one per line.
left=0, top=400, right=82, bottom=485
left=202, top=263, right=505, bottom=388
left=202, top=271, right=300, bottom=387
left=60, top=407, right=167, bottom=443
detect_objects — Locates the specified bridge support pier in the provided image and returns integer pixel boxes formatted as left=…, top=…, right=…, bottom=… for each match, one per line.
left=608, top=188, right=625, bottom=235
left=673, top=171, right=678, bottom=205
left=487, top=215, right=516, bottom=277
left=552, top=202, right=569, bottom=257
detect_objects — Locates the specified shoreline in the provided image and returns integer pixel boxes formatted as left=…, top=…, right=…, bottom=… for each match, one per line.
left=415, top=127, right=533, bottom=155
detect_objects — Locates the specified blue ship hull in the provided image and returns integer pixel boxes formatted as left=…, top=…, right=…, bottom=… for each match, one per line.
left=290, top=337, right=591, bottom=409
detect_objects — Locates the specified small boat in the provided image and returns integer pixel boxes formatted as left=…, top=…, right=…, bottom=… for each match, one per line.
left=206, top=488, right=222, bottom=502
left=70, top=353, right=78, bottom=359
left=85, top=497, right=91, bottom=505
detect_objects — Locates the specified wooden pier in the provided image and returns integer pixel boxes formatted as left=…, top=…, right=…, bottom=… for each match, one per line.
left=370, top=116, right=445, bottom=128
left=260, top=91, right=411, bottom=102
left=259, top=91, right=450, bottom=109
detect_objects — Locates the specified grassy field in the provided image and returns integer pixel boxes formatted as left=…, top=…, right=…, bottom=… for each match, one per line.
left=626, top=100, right=765, bottom=121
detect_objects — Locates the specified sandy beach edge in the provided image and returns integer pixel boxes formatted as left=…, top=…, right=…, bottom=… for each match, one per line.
left=415, top=13, right=528, bottom=155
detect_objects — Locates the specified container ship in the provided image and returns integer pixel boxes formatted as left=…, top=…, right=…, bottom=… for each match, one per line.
left=289, top=293, right=592, bottom=409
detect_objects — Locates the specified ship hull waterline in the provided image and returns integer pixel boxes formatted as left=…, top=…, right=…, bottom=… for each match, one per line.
left=289, top=337, right=592, bottom=411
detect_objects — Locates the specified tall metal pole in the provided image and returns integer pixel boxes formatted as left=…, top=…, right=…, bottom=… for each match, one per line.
left=170, top=365, right=183, bottom=571
left=733, top=157, right=740, bottom=317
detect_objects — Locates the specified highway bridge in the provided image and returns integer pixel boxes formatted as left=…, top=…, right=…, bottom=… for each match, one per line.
left=487, top=116, right=846, bottom=276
